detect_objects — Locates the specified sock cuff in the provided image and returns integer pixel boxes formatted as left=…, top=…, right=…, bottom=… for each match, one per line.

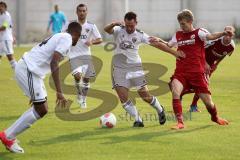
left=150, top=96, right=156, bottom=105
left=122, top=100, right=132, bottom=108
left=32, top=107, right=41, bottom=120
left=173, top=99, right=181, bottom=103
left=81, top=82, right=90, bottom=88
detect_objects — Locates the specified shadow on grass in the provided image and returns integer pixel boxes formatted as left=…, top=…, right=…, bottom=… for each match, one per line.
left=0, top=152, right=15, bottom=160
left=28, top=127, right=134, bottom=146
left=0, top=115, right=20, bottom=122
left=28, top=125, right=212, bottom=146
left=100, top=125, right=212, bottom=144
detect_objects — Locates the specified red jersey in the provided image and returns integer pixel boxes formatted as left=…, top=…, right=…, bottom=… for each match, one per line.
left=168, top=28, right=209, bottom=73
left=205, top=38, right=235, bottom=66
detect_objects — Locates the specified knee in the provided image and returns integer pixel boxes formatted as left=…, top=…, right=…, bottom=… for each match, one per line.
left=140, top=94, right=152, bottom=103
left=74, top=74, right=81, bottom=82
left=83, top=78, right=90, bottom=83
left=204, top=101, right=214, bottom=108
left=120, top=96, right=128, bottom=104
left=172, top=89, right=181, bottom=99
left=34, top=102, right=48, bottom=118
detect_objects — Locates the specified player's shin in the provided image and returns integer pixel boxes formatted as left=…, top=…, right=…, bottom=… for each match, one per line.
left=150, top=96, right=163, bottom=113
left=191, top=94, right=200, bottom=106
left=122, top=100, right=142, bottom=122
left=206, top=104, right=218, bottom=122
left=172, top=99, right=183, bottom=124
left=81, top=81, right=90, bottom=103
left=9, top=59, right=17, bottom=70
left=5, top=106, right=40, bottom=140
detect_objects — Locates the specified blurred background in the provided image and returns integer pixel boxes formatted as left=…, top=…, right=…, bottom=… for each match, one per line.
left=4, top=0, right=240, bottom=44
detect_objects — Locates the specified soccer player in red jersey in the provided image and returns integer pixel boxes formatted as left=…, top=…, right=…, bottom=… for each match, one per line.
left=166, top=9, right=232, bottom=129
left=189, top=26, right=235, bottom=112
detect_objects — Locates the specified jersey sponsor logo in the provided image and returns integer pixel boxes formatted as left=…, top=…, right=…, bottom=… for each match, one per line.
left=80, top=35, right=87, bottom=39
left=119, top=40, right=135, bottom=50
left=132, top=37, right=137, bottom=43
left=178, top=39, right=195, bottom=46
left=85, top=28, right=90, bottom=33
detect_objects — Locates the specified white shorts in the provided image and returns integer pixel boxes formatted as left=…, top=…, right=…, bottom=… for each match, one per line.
left=15, top=59, right=47, bottom=103
left=0, top=40, right=14, bottom=55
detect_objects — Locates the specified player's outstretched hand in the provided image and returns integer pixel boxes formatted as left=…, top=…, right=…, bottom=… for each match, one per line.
left=175, top=50, right=186, bottom=60
left=223, top=30, right=233, bottom=37
left=149, top=36, right=160, bottom=43
left=56, top=92, right=67, bottom=108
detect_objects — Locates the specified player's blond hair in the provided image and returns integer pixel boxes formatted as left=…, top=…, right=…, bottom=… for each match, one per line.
left=224, top=26, right=235, bottom=33
left=177, top=9, right=194, bottom=22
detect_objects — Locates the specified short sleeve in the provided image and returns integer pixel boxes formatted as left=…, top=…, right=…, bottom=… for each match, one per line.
left=55, top=35, right=72, bottom=56
left=168, top=33, right=178, bottom=48
left=198, top=28, right=210, bottom=42
left=141, top=32, right=150, bottom=44
left=92, top=24, right=102, bottom=39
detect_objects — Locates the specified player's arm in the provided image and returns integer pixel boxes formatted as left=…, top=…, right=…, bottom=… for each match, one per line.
left=150, top=41, right=185, bottom=59
left=47, top=15, right=53, bottom=32
left=206, top=30, right=232, bottom=41
left=50, top=52, right=66, bottom=104
left=150, top=36, right=168, bottom=45
left=92, top=38, right=103, bottom=45
left=104, top=22, right=123, bottom=34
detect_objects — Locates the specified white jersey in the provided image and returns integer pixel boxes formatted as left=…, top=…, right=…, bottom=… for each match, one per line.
left=67, top=20, right=102, bottom=59
left=0, top=11, right=13, bottom=41
left=112, top=26, right=150, bottom=68
left=23, top=32, right=72, bottom=78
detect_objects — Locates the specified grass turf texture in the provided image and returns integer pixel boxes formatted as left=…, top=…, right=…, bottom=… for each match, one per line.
left=0, top=44, right=240, bottom=160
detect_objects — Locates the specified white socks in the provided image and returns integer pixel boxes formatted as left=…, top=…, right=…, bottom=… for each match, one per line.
left=150, top=96, right=163, bottom=113
left=123, top=100, right=142, bottom=122
left=5, top=106, right=40, bottom=140
left=10, top=60, right=17, bottom=70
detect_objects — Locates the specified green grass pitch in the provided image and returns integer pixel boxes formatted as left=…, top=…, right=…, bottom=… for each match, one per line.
left=0, top=44, right=240, bottom=160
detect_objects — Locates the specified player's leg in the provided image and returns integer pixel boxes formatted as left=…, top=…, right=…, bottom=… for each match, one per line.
left=80, top=77, right=90, bottom=108
left=5, top=40, right=17, bottom=70
left=171, top=78, right=184, bottom=129
left=115, top=86, right=143, bottom=127
left=189, top=93, right=201, bottom=112
left=198, top=93, right=228, bottom=125
left=137, top=85, right=166, bottom=125
left=0, top=60, right=48, bottom=153
left=73, top=72, right=84, bottom=107
left=79, top=60, right=96, bottom=108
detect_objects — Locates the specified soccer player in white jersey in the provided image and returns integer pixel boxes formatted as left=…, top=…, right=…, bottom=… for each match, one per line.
left=0, top=22, right=81, bottom=153
left=0, top=1, right=17, bottom=69
left=104, top=12, right=185, bottom=127
left=69, top=4, right=102, bottom=108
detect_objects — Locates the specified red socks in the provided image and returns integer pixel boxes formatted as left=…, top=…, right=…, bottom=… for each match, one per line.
left=173, top=99, right=183, bottom=124
left=206, top=105, right=218, bottom=122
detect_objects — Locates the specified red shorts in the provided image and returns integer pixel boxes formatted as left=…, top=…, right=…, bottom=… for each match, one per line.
left=169, top=72, right=211, bottom=95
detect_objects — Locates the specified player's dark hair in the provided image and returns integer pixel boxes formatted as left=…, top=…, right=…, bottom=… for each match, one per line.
left=76, top=3, right=87, bottom=11
left=67, top=21, right=82, bottom=34
left=124, top=12, right=137, bottom=21
left=0, top=1, right=7, bottom=9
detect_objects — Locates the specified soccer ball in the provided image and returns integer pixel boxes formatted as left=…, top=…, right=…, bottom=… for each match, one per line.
left=100, top=113, right=117, bottom=128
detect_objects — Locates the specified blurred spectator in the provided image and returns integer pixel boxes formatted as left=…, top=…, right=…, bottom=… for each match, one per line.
left=47, top=5, right=66, bottom=34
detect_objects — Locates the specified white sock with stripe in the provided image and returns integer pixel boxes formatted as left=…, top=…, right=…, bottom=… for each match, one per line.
left=123, top=100, right=142, bottom=122
left=5, top=106, right=40, bottom=140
